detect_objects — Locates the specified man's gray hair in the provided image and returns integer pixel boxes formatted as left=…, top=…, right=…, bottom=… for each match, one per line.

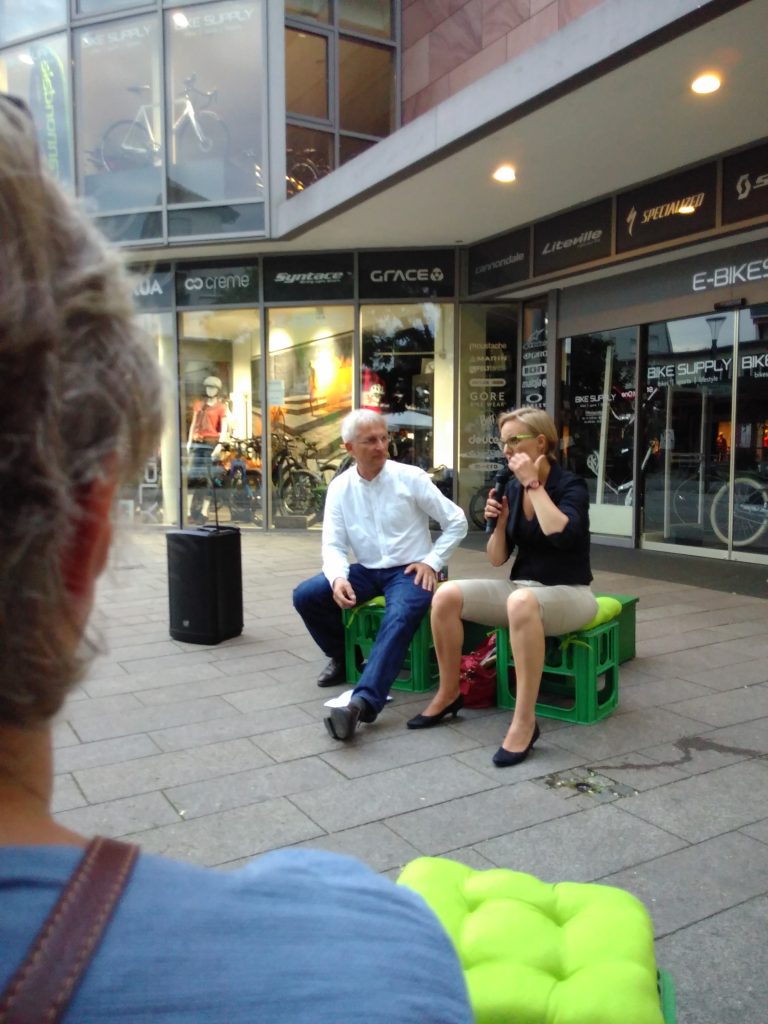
left=341, top=409, right=388, bottom=443
left=0, top=96, right=163, bottom=726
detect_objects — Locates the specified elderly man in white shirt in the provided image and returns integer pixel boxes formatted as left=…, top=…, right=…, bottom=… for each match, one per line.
left=293, top=409, right=468, bottom=741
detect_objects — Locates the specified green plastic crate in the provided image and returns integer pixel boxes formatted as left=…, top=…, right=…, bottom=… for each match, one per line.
left=658, top=969, right=677, bottom=1023
left=496, top=618, right=620, bottom=724
left=343, top=599, right=438, bottom=693
left=600, top=592, right=638, bottom=664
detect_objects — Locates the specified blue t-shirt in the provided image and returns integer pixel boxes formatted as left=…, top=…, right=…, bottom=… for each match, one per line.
left=0, top=846, right=472, bottom=1022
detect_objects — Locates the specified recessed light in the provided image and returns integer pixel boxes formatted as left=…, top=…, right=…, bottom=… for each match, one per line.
left=492, top=164, right=516, bottom=183
left=172, top=11, right=190, bottom=28
left=691, top=72, right=721, bottom=94
left=678, top=204, right=696, bottom=214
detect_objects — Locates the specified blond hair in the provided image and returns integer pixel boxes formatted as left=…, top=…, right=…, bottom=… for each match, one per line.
left=0, top=96, right=162, bottom=726
left=498, top=407, right=558, bottom=457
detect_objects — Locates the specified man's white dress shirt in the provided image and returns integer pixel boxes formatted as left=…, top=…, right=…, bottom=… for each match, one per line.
left=321, top=460, right=468, bottom=586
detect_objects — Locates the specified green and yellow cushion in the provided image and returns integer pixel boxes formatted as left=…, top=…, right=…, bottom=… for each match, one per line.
left=398, top=857, right=664, bottom=1024
left=581, top=595, right=623, bottom=632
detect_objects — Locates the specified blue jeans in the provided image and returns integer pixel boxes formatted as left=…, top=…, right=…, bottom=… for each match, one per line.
left=293, top=565, right=433, bottom=713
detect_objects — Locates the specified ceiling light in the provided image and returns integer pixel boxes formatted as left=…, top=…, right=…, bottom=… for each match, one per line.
left=492, top=164, right=516, bottom=183
left=172, top=11, right=190, bottom=28
left=678, top=204, right=696, bottom=214
left=691, top=72, right=721, bottom=94
left=18, top=53, right=34, bottom=66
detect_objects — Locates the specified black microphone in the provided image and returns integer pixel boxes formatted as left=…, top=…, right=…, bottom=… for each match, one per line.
left=485, top=467, right=512, bottom=533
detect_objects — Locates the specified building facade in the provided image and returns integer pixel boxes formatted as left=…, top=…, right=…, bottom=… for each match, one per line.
left=2, top=0, right=766, bottom=563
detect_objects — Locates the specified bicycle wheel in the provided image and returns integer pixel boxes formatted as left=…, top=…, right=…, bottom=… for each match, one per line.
left=709, top=477, right=768, bottom=547
left=288, top=159, right=327, bottom=191
left=280, top=469, right=321, bottom=516
left=176, top=111, right=229, bottom=161
left=100, top=120, right=153, bottom=172
left=672, top=478, right=702, bottom=527
left=468, top=487, right=489, bottom=530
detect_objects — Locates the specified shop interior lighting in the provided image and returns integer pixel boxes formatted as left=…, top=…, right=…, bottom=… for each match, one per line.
left=691, top=72, right=721, bottom=94
left=677, top=204, right=696, bottom=214
left=172, top=11, right=190, bottom=28
left=492, top=164, right=516, bottom=183
left=18, top=53, right=34, bottom=66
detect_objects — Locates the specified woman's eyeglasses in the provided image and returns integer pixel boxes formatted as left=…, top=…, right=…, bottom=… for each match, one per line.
left=496, top=434, right=535, bottom=451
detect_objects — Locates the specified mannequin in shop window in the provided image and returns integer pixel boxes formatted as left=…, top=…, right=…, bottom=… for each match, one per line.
left=186, top=375, right=230, bottom=524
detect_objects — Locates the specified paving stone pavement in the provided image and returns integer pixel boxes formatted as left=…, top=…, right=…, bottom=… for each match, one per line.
left=54, top=528, right=768, bottom=1024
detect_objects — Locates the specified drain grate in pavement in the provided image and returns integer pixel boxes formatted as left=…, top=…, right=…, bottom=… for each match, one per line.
left=538, top=767, right=638, bottom=801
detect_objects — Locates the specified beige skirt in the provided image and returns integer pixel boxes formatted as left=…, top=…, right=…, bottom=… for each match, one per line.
left=448, top=578, right=598, bottom=637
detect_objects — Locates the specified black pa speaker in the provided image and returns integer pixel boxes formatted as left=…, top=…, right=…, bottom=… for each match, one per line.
left=167, top=526, right=243, bottom=644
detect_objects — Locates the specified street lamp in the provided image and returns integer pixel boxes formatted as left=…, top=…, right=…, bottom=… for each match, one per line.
left=706, top=315, right=726, bottom=354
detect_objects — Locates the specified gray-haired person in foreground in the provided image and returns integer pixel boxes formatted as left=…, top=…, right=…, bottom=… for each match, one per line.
left=0, top=94, right=471, bottom=1023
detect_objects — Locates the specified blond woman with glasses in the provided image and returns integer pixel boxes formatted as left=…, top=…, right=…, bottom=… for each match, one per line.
left=407, top=408, right=598, bottom=767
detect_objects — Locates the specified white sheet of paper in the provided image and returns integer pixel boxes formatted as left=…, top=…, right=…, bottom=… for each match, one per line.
left=323, top=689, right=392, bottom=708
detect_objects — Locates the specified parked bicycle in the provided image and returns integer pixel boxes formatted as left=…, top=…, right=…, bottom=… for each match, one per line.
left=99, top=74, right=228, bottom=173
left=670, top=456, right=768, bottom=547
left=274, top=433, right=351, bottom=515
left=285, top=146, right=331, bottom=197
left=586, top=442, right=655, bottom=507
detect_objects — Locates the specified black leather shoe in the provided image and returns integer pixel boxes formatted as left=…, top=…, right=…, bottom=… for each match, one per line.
left=324, top=697, right=376, bottom=741
left=407, top=694, right=464, bottom=730
left=317, top=657, right=347, bottom=688
left=492, top=722, right=541, bottom=767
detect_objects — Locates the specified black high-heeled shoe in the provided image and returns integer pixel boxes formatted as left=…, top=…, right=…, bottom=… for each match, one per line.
left=492, top=722, right=540, bottom=767
left=406, top=694, right=464, bottom=730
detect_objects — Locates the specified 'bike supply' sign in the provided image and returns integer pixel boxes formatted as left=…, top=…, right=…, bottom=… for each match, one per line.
left=616, top=163, right=717, bottom=253
left=722, top=141, right=768, bottom=225
left=176, top=265, right=260, bottom=306
left=263, top=253, right=353, bottom=302
left=533, top=200, right=612, bottom=277
left=358, top=250, right=454, bottom=299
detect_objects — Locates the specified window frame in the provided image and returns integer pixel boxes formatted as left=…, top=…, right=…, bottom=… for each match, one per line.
left=284, top=0, right=399, bottom=193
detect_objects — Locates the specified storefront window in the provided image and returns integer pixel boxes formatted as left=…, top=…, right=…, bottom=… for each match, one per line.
left=732, top=306, right=768, bottom=553
left=458, top=304, right=517, bottom=530
left=561, top=327, right=637, bottom=537
left=642, top=310, right=768, bottom=555
left=521, top=298, right=549, bottom=409
left=0, top=1, right=65, bottom=46
left=179, top=305, right=263, bottom=529
left=0, top=34, right=72, bottom=188
left=116, top=310, right=180, bottom=526
left=75, top=15, right=163, bottom=216
left=165, top=1, right=265, bottom=209
left=360, top=302, right=454, bottom=480
left=267, top=306, right=354, bottom=525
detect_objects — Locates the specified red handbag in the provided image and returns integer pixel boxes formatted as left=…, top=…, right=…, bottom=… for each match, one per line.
left=458, top=632, right=498, bottom=708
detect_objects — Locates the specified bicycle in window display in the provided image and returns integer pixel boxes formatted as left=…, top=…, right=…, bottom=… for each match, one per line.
left=272, top=433, right=351, bottom=516
left=285, top=146, right=331, bottom=196
left=666, top=454, right=768, bottom=548
left=98, top=73, right=229, bottom=173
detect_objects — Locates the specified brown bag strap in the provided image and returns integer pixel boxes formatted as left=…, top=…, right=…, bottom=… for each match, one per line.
left=0, top=835, right=139, bottom=1024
